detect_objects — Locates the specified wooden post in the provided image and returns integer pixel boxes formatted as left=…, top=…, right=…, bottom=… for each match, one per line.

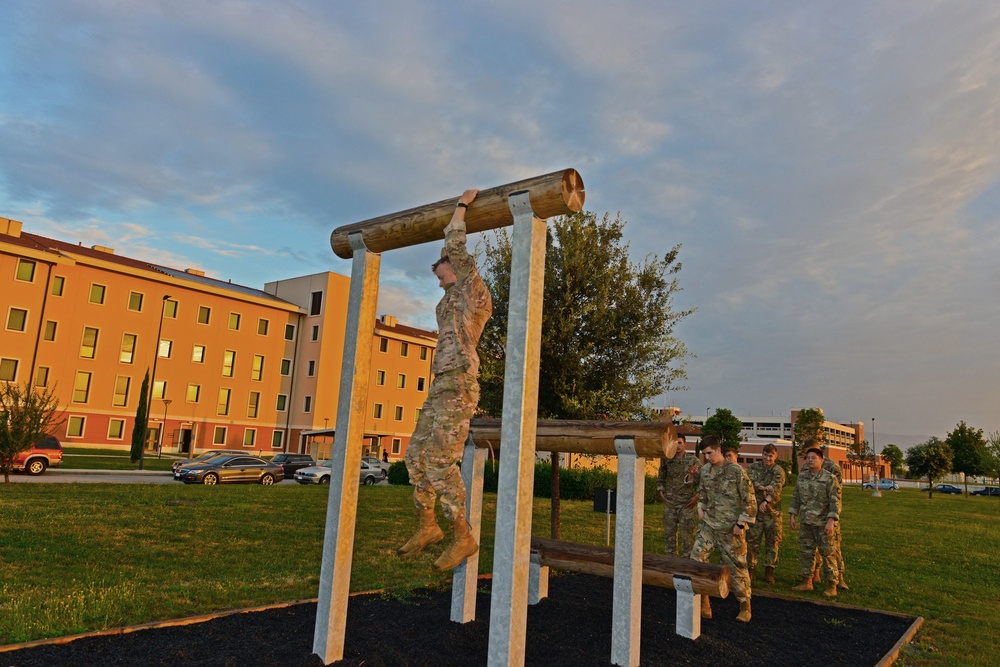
left=329, top=169, right=584, bottom=258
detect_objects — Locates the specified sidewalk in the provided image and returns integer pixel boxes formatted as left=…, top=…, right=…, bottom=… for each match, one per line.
left=49, top=468, right=173, bottom=476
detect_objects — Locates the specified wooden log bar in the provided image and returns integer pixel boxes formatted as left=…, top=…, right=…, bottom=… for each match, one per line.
left=329, top=168, right=585, bottom=258
left=469, top=418, right=677, bottom=459
left=530, top=538, right=730, bottom=598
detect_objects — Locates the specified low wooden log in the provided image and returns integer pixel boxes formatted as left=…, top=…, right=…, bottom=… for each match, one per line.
left=469, top=418, right=677, bottom=459
left=530, top=538, right=730, bottom=598
left=329, top=168, right=585, bottom=258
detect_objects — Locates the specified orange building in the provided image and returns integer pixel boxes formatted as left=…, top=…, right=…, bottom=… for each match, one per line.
left=1, top=217, right=435, bottom=461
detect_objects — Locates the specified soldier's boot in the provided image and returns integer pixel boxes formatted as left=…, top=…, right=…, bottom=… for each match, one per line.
left=812, top=568, right=822, bottom=584
left=791, top=578, right=814, bottom=591
left=764, top=566, right=775, bottom=584
left=396, top=509, right=444, bottom=556
left=838, top=574, right=850, bottom=591
left=736, top=599, right=752, bottom=623
left=700, top=595, right=712, bottom=619
left=432, top=519, right=479, bottom=571
left=822, top=581, right=838, bottom=598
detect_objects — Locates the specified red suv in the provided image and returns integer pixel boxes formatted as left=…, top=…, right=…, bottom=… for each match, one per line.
left=13, top=436, right=63, bottom=475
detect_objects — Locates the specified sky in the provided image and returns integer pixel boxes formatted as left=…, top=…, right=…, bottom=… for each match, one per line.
left=2, top=1, right=999, bottom=445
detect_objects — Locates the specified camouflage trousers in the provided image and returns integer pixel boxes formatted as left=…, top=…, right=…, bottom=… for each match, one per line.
left=405, top=371, right=479, bottom=523
left=662, top=499, right=697, bottom=557
left=811, top=520, right=844, bottom=578
left=747, top=510, right=783, bottom=571
left=799, top=523, right=837, bottom=583
left=690, top=523, right=751, bottom=601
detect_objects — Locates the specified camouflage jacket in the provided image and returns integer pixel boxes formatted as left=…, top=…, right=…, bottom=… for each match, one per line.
left=789, top=467, right=841, bottom=525
left=822, top=457, right=843, bottom=484
left=698, top=461, right=757, bottom=531
left=432, top=219, right=492, bottom=377
left=747, top=461, right=786, bottom=513
left=657, top=453, right=701, bottom=503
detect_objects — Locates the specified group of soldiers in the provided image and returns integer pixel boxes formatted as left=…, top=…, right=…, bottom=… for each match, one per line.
left=657, top=436, right=847, bottom=623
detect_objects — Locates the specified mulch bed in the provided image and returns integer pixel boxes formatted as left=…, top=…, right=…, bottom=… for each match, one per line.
left=2, top=574, right=918, bottom=667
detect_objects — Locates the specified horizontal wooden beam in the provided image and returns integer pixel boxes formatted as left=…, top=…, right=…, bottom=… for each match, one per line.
left=329, top=168, right=585, bottom=258
left=470, top=417, right=677, bottom=459
left=531, top=538, right=730, bottom=598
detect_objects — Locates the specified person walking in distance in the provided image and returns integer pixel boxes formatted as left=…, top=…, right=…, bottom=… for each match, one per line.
left=746, top=444, right=786, bottom=584
left=789, top=446, right=841, bottom=597
left=657, top=437, right=701, bottom=557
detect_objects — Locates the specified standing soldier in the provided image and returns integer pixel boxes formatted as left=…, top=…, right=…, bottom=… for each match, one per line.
left=806, top=440, right=849, bottom=589
left=657, top=437, right=701, bottom=557
left=789, top=446, right=841, bottom=597
left=690, top=436, right=757, bottom=622
left=397, top=189, right=493, bottom=572
left=747, top=443, right=786, bottom=584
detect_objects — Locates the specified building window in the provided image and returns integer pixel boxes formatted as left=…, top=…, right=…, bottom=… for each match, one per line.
left=120, top=333, right=137, bottom=364
left=222, top=350, right=236, bottom=377
left=310, top=291, right=323, bottom=316
left=284, top=323, right=295, bottom=341
left=228, top=312, right=241, bottom=330
left=186, top=384, right=201, bottom=403
left=6, top=307, right=27, bottom=332
left=35, top=366, right=49, bottom=387
left=243, top=428, right=256, bottom=447
left=67, top=416, right=86, bottom=438
left=217, top=388, right=231, bottom=415
left=417, top=377, right=426, bottom=392
left=108, top=419, right=125, bottom=440
left=311, top=325, right=319, bottom=341
left=73, top=371, right=92, bottom=403
left=394, top=405, right=404, bottom=421
left=158, top=339, right=173, bottom=358
left=271, top=431, right=283, bottom=449
left=197, top=306, right=211, bottom=325
left=379, top=337, right=388, bottom=353
left=43, top=321, right=57, bottom=342
left=415, top=408, right=421, bottom=423
left=192, top=344, right=206, bottom=363
left=391, top=438, right=402, bottom=454
left=400, top=341, right=409, bottom=357
left=257, top=318, right=269, bottom=335
left=128, top=291, right=144, bottom=312
left=89, top=284, right=106, bottom=304
left=252, top=355, right=265, bottom=381
left=16, top=259, right=36, bottom=282
left=373, top=403, right=383, bottom=419
left=112, top=375, right=130, bottom=407
left=248, top=391, right=260, bottom=418
left=152, top=380, right=167, bottom=400
left=164, top=299, right=178, bottom=318
left=376, top=370, right=386, bottom=386
left=307, top=360, right=316, bottom=377
left=0, top=358, right=18, bottom=382
left=419, top=346, right=428, bottom=361
left=51, top=276, right=65, bottom=296
left=213, top=426, right=227, bottom=445
left=279, top=358, right=291, bottom=375
left=80, top=327, right=99, bottom=358
left=303, top=396, right=312, bottom=413
left=276, top=394, right=287, bottom=411
left=397, top=374, right=406, bottom=389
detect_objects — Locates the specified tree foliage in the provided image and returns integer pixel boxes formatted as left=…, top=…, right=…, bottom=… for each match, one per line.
left=0, top=382, right=63, bottom=483
left=846, top=439, right=876, bottom=481
left=905, top=437, right=954, bottom=498
left=984, top=432, right=1000, bottom=485
left=701, top=408, right=744, bottom=452
left=130, top=371, right=150, bottom=463
left=880, top=444, right=906, bottom=477
left=945, top=421, right=987, bottom=494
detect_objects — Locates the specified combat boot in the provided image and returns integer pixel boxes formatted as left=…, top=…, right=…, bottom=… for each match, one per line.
left=396, top=509, right=444, bottom=556
left=736, top=599, right=751, bottom=623
left=812, top=568, right=822, bottom=584
left=700, top=595, right=712, bottom=619
left=838, top=574, right=850, bottom=591
left=764, top=566, right=775, bottom=584
left=822, top=581, right=838, bottom=598
left=432, top=518, right=479, bottom=571
left=791, top=578, right=814, bottom=591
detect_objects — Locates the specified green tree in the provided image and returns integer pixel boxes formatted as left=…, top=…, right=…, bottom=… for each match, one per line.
left=846, top=439, right=876, bottom=483
left=983, top=432, right=1000, bottom=493
left=130, top=371, right=150, bottom=463
left=906, top=437, right=954, bottom=499
left=0, top=382, right=63, bottom=484
left=791, top=407, right=825, bottom=475
left=479, top=210, right=692, bottom=537
left=945, top=421, right=988, bottom=495
left=880, top=444, right=906, bottom=477
left=701, top=408, right=743, bottom=452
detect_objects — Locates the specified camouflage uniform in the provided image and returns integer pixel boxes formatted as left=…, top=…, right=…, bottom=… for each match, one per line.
left=789, top=466, right=841, bottom=583
left=405, top=218, right=492, bottom=523
left=746, top=460, right=785, bottom=572
left=690, top=461, right=757, bottom=602
left=657, top=452, right=701, bottom=557
left=811, top=457, right=846, bottom=580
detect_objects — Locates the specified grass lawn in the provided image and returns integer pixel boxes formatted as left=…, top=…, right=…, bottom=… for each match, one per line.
left=0, top=482, right=997, bottom=666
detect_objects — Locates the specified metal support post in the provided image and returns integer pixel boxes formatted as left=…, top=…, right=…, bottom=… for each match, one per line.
left=611, top=436, right=644, bottom=667
left=528, top=554, right=549, bottom=605
left=487, top=192, right=547, bottom=667
left=451, top=435, right=488, bottom=623
left=673, top=576, right=701, bottom=640
left=312, top=233, right=381, bottom=665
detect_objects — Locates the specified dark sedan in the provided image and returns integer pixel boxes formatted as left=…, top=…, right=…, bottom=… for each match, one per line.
left=174, top=455, right=284, bottom=485
left=270, top=453, right=316, bottom=476
left=920, top=483, right=962, bottom=494
left=971, top=487, right=1000, bottom=496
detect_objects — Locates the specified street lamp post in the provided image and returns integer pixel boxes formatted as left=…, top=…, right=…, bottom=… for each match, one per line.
left=158, top=399, right=172, bottom=458
left=871, top=416, right=881, bottom=497
left=139, top=295, right=171, bottom=471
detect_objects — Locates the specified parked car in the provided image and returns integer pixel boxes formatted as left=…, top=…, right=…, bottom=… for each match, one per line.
left=174, top=455, right=284, bottom=485
left=971, top=487, right=1000, bottom=496
left=12, top=435, right=63, bottom=475
left=920, top=483, right=963, bottom=494
left=171, top=450, right=243, bottom=474
left=862, top=478, right=899, bottom=491
left=294, top=460, right=384, bottom=486
left=270, top=453, right=316, bottom=476
left=362, top=456, right=390, bottom=477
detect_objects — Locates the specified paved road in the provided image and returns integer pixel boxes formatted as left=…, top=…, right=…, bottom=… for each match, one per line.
left=7, top=469, right=388, bottom=486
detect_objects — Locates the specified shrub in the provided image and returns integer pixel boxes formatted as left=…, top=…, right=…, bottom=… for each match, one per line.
left=387, top=460, right=410, bottom=485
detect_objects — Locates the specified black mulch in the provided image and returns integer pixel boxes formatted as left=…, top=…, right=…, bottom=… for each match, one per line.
left=2, top=574, right=917, bottom=667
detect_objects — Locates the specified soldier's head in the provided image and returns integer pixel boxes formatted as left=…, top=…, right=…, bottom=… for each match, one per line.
left=762, top=444, right=778, bottom=466
left=804, top=446, right=823, bottom=471
left=700, top=437, right=724, bottom=466
left=723, top=448, right=738, bottom=464
left=672, top=438, right=687, bottom=458
left=803, top=438, right=818, bottom=449
left=432, top=256, right=457, bottom=289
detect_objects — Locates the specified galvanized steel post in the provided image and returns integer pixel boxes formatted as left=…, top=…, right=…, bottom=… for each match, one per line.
left=611, top=436, right=644, bottom=667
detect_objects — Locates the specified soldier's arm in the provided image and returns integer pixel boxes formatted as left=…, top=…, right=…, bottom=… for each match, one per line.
left=443, top=189, right=478, bottom=282
left=657, top=459, right=667, bottom=493
left=738, top=469, right=757, bottom=525
left=771, top=467, right=786, bottom=501
left=827, top=476, right=842, bottom=521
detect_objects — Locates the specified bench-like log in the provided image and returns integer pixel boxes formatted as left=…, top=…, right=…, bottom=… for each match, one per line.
left=530, top=537, right=729, bottom=598
left=329, top=168, right=585, bottom=258
left=469, top=418, right=677, bottom=459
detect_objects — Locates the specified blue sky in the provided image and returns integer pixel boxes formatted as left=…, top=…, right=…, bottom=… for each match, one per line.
left=2, top=1, right=999, bottom=443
